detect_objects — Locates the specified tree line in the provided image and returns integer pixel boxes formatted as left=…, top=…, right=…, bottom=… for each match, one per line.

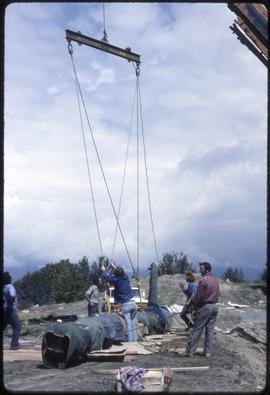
left=13, top=251, right=266, bottom=309
left=14, top=251, right=193, bottom=308
left=14, top=257, right=94, bottom=309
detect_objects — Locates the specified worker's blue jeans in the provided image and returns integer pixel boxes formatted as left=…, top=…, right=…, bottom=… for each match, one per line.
left=121, top=300, right=138, bottom=342
left=88, top=303, right=99, bottom=316
left=3, top=308, right=21, bottom=349
left=186, top=303, right=218, bottom=354
left=180, top=303, right=194, bottom=328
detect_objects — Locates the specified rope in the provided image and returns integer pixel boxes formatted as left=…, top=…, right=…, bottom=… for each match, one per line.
left=136, top=72, right=140, bottom=279
left=68, top=43, right=136, bottom=277
left=138, top=79, right=160, bottom=264
left=102, top=3, right=106, bottom=32
left=111, top=84, right=137, bottom=261
left=101, top=3, right=108, bottom=42
left=73, top=66, right=104, bottom=257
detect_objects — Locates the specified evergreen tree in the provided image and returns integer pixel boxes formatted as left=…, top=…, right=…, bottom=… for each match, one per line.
left=222, top=266, right=245, bottom=283
left=77, top=256, right=90, bottom=299
left=158, top=251, right=193, bottom=276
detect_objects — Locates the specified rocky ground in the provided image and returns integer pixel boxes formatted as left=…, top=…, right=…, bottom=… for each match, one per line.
left=3, top=276, right=267, bottom=393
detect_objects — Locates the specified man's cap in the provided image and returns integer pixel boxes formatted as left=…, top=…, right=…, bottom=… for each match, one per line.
left=199, top=262, right=212, bottom=272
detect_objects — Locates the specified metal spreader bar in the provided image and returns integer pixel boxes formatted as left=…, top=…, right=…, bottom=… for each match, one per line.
left=66, top=30, right=141, bottom=65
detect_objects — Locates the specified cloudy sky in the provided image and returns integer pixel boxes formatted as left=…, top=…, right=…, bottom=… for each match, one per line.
left=4, top=2, right=267, bottom=280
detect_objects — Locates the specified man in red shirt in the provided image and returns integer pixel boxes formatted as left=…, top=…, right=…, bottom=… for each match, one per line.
left=185, top=262, right=220, bottom=358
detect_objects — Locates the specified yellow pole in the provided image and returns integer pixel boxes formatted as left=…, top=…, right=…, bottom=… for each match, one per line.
left=105, top=284, right=111, bottom=313
left=136, top=278, right=144, bottom=310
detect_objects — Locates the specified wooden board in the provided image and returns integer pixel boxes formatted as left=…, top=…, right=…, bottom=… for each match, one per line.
left=168, top=347, right=204, bottom=354
left=144, top=333, right=187, bottom=342
left=4, top=349, right=42, bottom=362
left=87, top=342, right=152, bottom=358
left=95, top=366, right=209, bottom=375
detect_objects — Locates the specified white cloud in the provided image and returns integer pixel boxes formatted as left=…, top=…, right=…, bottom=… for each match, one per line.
left=4, top=3, right=267, bottom=280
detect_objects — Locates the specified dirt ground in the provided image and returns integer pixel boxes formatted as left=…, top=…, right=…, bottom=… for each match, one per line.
left=2, top=278, right=267, bottom=393
left=3, top=310, right=267, bottom=393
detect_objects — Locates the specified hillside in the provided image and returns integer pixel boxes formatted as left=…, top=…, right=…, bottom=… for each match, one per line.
left=17, top=274, right=266, bottom=324
left=132, top=274, right=266, bottom=306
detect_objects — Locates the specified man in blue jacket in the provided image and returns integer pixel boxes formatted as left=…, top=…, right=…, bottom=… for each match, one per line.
left=3, top=272, right=21, bottom=350
left=101, top=264, right=138, bottom=342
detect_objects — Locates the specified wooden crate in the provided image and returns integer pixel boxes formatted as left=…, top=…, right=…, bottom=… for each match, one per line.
left=116, top=367, right=173, bottom=392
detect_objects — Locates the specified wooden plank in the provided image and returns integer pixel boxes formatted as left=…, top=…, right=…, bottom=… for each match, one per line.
left=87, top=347, right=127, bottom=357
left=144, top=333, right=187, bottom=341
left=3, top=344, right=41, bottom=350
left=4, top=349, right=42, bottom=362
left=86, top=342, right=152, bottom=360
left=87, top=350, right=126, bottom=357
left=87, top=347, right=126, bottom=362
left=145, top=371, right=163, bottom=378
left=172, top=366, right=209, bottom=372
left=95, top=366, right=209, bottom=374
left=140, top=385, right=163, bottom=392
left=168, top=347, right=204, bottom=353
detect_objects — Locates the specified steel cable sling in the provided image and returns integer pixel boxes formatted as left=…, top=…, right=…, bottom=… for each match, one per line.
left=67, top=42, right=137, bottom=278
left=110, top=85, right=137, bottom=262
left=137, top=77, right=160, bottom=265
left=73, top=63, right=103, bottom=258
left=110, top=65, right=160, bottom=281
left=131, top=64, right=160, bottom=307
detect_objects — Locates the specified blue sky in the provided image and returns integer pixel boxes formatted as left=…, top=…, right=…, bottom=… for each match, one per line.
left=4, top=2, right=267, bottom=281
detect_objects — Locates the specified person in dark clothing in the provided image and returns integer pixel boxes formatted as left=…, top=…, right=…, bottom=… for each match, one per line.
left=179, top=272, right=197, bottom=330
left=101, top=265, right=138, bottom=342
left=85, top=275, right=100, bottom=316
left=185, top=262, right=220, bottom=358
left=3, top=272, right=21, bottom=350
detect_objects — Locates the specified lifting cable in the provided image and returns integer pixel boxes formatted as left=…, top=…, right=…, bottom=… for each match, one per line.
left=136, top=67, right=140, bottom=280
left=110, top=63, right=159, bottom=281
left=138, top=78, right=160, bottom=265
left=73, top=69, right=104, bottom=258
left=101, top=2, right=108, bottom=43
left=134, top=63, right=160, bottom=303
left=68, top=42, right=137, bottom=278
left=110, top=85, right=137, bottom=261
left=131, top=62, right=160, bottom=278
